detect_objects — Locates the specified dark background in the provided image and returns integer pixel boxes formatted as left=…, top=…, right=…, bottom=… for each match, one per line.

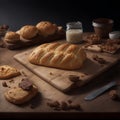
left=0, top=0, right=120, bottom=32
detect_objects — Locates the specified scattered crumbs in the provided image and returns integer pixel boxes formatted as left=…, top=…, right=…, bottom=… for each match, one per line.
left=20, top=71, right=27, bottom=77
left=68, top=75, right=80, bottom=82
left=30, top=103, right=36, bottom=109
left=92, top=55, right=107, bottom=64
left=81, top=74, right=85, bottom=78
left=47, top=100, right=82, bottom=111
left=9, top=79, right=14, bottom=83
left=47, top=100, right=60, bottom=108
left=109, top=90, right=119, bottom=100
left=49, top=72, right=53, bottom=75
left=81, top=73, right=88, bottom=77
left=2, top=81, right=8, bottom=87
left=67, top=99, right=73, bottom=104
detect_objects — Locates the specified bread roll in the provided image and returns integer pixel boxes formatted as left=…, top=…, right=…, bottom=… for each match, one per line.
left=36, top=21, right=58, bottom=37
left=4, top=31, right=20, bottom=43
left=20, top=25, right=38, bottom=39
left=29, top=43, right=86, bottom=70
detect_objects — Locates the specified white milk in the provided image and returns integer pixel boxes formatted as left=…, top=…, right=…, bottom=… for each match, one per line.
left=66, top=29, right=83, bottom=43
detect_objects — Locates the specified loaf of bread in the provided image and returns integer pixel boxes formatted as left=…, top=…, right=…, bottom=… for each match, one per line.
left=28, top=42, right=86, bottom=70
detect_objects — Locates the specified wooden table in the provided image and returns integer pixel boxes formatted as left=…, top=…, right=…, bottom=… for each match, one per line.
left=1, top=40, right=120, bottom=119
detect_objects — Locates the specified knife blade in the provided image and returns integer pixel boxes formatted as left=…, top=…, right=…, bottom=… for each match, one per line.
left=84, top=81, right=117, bottom=101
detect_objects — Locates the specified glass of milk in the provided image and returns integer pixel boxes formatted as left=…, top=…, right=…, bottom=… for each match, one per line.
left=66, top=21, right=83, bottom=43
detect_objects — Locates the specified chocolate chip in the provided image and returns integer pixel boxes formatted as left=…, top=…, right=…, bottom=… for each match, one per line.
left=68, top=75, right=80, bottom=82
left=47, top=101, right=60, bottom=108
left=9, top=79, right=14, bottom=83
left=2, top=81, right=8, bottom=87
left=92, top=55, right=106, bottom=64
left=67, top=99, right=73, bottom=104
left=19, top=78, right=33, bottom=91
left=47, top=100, right=82, bottom=111
left=69, top=104, right=81, bottom=110
left=109, top=90, right=119, bottom=100
left=61, top=101, right=69, bottom=110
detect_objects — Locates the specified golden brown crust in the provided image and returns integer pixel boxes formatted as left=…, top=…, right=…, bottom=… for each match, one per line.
left=20, top=25, right=38, bottom=39
left=0, top=65, right=20, bottom=79
left=28, top=43, right=86, bottom=70
left=4, top=31, right=20, bottom=43
left=4, top=85, right=38, bottom=104
left=36, top=21, right=58, bottom=37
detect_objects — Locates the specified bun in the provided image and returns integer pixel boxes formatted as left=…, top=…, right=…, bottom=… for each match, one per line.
left=4, top=31, right=20, bottom=43
left=28, top=43, right=86, bottom=70
left=20, top=25, right=38, bottom=39
left=36, top=21, right=58, bottom=37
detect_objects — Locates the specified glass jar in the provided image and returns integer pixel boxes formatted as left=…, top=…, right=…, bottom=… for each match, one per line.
left=66, top=21, right=83, bottom=43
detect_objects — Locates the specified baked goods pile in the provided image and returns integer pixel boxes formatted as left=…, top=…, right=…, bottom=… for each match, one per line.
left=29, top=42, right=86, bottom=70
left=3, top=21, right=65, bottom=50
left=83, top=34, right=120, bottom=54
left=0, top=65, right=38, bottom=105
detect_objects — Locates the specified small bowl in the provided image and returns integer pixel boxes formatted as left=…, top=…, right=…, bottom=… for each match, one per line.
left=92, top=18, right=114, bottom=38
left=109, top=31, right=120, bottom=40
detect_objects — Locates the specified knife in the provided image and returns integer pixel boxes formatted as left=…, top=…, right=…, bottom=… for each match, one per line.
left=84, top=81, right=117, bottom=101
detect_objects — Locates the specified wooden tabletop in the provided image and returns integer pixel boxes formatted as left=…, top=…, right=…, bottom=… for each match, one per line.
left=1, top=39, right=120, bottom=118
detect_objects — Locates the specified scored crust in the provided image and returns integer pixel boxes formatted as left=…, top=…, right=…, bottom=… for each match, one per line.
left=4, top=85, right=38, bottom=104
left=28, top=42, right=87, bottom=70
left=0, top=65, right=20, bottom=79
left=4, top=31, right=20, bottom=44
left=36, top=21, right=58, bottom=37
left=20, top=25, right=38, bottom=39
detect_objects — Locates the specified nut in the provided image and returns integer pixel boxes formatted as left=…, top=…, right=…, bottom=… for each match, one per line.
left=2, top=81, right=8, bottom=87
left=68, top=75, right=80, bottom=82
left=109, top=90, right=119, bottom=100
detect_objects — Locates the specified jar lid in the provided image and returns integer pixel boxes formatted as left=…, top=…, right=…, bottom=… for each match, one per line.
left=66, top=21, right=82, bottom=30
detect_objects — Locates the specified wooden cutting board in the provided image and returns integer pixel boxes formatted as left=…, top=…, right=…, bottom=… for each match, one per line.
left=14, top=44, right=119, bottom=92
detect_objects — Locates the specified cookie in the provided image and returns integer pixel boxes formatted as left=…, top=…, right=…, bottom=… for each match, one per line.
left=4, top=85, right=38, bottom=104
left=0, top=65, right=20, bottom=79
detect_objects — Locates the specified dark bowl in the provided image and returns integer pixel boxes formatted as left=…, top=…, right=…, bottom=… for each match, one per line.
left=92, top=18, right=114, bottom=38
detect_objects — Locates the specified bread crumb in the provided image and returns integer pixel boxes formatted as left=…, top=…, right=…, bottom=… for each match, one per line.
left=9, top=79, right=14, bottom=83
left=2, top=81, right=8, bottom=87
left=47, top=100, right=82, bottom=111
left=49, top=72, right=53, bottom=75
left=67, top=99, right=72, bottom=104
left=109, top=90, right=119, bottom=100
